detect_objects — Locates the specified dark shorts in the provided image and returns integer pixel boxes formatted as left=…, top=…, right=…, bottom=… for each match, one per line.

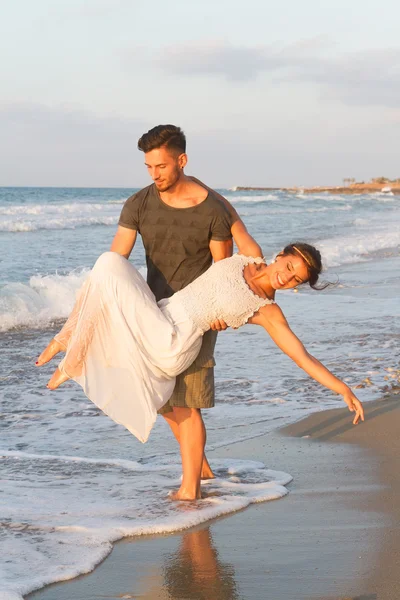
left=158, top=330, right=217, bottom=415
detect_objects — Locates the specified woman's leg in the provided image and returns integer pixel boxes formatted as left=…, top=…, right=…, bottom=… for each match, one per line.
left=40, top=266, right=104, bottom=388
left=43, top=251, right=151, bottom=390
left=46, top=366, right=70, bottom=389
left=36, top=338, right=66, bottom=366
left=36, top=278, right=89, bottom=366
left=47, top=284, right=100, bottom=388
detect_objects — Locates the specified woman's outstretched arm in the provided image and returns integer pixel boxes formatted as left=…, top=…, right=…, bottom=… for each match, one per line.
left=248, top=305, right=365, bottom=424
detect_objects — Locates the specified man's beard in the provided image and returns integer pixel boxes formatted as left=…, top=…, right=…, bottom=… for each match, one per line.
left=156, top=169, right=181, bottom=192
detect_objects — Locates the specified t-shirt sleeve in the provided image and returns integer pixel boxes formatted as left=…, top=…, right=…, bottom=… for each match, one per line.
left=209, top=201, right=233, bottom=241
left=118, top=193, right=141, bottom=231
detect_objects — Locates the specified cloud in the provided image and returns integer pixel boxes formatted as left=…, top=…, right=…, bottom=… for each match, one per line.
left=1, top=101, right=399, bottom=187
left=277, top=46, right=400, bottom=108
left=60, top=0, right=133, bottom=19
left=147, top=38, right=331, bottom=82
left=146, top=39, right=400, bottom=107
left=0, top=104, right=149, bottom=186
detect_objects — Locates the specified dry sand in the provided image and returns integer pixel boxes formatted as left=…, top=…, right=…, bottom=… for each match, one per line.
left=29, top=395, right=399, bottom=600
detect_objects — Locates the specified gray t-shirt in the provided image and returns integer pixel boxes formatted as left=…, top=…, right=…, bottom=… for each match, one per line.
left=119, top=183, right=233, bottom=367
left=119, top=184, right=233, bottom=301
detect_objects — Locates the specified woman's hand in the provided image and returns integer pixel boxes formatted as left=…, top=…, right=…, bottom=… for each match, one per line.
left=342, top=388, right=364, bottom=424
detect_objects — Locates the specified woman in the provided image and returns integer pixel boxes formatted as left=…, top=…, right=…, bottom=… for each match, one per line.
left=37, top=242, right=364, bottom=443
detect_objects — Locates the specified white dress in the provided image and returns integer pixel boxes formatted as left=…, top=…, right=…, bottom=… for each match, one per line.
left=55, top=252, right=274, bottom=442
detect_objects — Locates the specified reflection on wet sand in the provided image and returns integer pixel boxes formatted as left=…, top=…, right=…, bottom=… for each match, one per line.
left=162, top=527, right=239, bottom=600
left=135, top=526, right=239, bottom=600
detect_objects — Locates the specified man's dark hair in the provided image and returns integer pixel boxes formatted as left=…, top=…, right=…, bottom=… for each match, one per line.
left=137, top=125, right=186, bottom=155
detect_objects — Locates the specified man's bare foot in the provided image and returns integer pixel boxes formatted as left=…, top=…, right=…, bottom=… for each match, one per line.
left=47, top=367, right=70, bottom=390
left=36, top=339, right=65, bottom=366
left=201, top=469, right=215, bottom=481
left=169, top=488, right=202, bottom=501
left=200, top=462, right=215, bottom=481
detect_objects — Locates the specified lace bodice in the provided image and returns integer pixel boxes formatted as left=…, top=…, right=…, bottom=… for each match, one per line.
left=164, top=254, right=275, bottom=332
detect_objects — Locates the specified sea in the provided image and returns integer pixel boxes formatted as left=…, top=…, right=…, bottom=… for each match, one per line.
left=1, top=186, right=399, bottom=599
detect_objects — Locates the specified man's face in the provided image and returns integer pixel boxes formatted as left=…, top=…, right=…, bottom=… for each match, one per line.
left=144, top=146, right=186, bottom=192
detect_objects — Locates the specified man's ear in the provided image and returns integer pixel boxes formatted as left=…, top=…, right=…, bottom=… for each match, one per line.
left=178, top=153, right=188, bottom=169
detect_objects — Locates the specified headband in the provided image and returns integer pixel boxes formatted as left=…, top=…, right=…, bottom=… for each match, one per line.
left=292, top=246, right=312, bottom=268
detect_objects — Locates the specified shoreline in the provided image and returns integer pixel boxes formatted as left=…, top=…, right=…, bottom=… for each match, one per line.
left=28, top=394, right=400, bottom=600
left=234, top=185, right=400, bottom=195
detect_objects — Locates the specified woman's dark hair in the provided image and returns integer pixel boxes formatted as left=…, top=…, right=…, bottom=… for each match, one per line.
left=137, top=124, right=186, bottom=155
left=280, top=242, right=329, bottom=290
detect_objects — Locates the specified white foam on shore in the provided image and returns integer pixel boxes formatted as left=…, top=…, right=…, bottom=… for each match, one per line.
left=0, top=453, right=291, bottom=599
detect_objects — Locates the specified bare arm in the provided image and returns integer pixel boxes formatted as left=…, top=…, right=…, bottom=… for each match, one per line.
left=249, top=306, right=365, bottom=424
left=190, top=176, right=263, bottom=258
left=231, top=219, right=263, bottom=258
left=209, top=238, right=233, bottom=262
left=110, top=226, right=137, bottom=259
left=207, top=239, right=233, bottom=331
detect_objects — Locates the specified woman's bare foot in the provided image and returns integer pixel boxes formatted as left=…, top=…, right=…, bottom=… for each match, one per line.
left=36, top=339, right=65, bottom=366
left=47, top=367, right=70, bottom=390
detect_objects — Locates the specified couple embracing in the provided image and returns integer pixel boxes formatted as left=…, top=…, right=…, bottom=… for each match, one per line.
left=37, top=124, right=364, bottom=501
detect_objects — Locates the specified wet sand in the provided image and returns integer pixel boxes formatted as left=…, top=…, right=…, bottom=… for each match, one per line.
left=29, top=394, right=399, bottom=600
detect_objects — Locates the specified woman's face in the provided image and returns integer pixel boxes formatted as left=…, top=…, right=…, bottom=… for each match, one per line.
left=268, top=253, right=309, bottom=290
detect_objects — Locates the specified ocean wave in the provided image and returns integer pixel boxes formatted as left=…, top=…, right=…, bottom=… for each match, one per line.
left=0, top=269, right=90, bottom=332
left=0, top=266, right=148, bottom=332
left=0, top=216, right=118, bottom=232
left=321, top=228, right=400, bottom=268
left=0, top=202, right=120, bottom=232
left=226, top=194, right=280, bottom=203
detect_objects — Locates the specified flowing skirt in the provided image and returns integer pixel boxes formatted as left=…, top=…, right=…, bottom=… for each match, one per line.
left=55, top=252, right=203, bottom=442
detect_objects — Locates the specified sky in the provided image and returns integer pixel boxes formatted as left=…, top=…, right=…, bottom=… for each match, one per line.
left=1, top=0, right=400, bottom=187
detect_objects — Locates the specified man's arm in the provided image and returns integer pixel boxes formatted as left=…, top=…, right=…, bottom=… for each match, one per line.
left=209, top=238, right=233, bottom=262
left=110, top=225, right=137, bottom=259
left=189, top=176, right=241, bottom=225
left=190, top=176, right=263, bottom=258
left=208, top=239, right=232, bottom=331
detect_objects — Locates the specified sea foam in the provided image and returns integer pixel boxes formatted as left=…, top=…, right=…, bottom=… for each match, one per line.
left=0, top=452, right=291, bottom=599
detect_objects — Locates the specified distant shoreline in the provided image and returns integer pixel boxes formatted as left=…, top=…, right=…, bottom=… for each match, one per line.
left=234, top=183, right=400, bottom=195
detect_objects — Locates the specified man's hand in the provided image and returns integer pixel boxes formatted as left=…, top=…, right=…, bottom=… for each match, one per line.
left=210, top=319, right=228, bottom=331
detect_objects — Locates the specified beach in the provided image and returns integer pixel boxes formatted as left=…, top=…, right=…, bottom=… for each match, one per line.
left=27, top=393, right=399, bottom=600
left=1, top=186, right=399, bottom=599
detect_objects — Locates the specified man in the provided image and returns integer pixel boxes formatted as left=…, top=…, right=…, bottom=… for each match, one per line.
left=111, top=124, right=244, bottom=500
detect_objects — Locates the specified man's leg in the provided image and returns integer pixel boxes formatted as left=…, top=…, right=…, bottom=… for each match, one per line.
left=168, top=407, right=206, bottom=500
left=162, top=411, right=214, bottom=480
left=162, top=344, right=216, bottom=499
